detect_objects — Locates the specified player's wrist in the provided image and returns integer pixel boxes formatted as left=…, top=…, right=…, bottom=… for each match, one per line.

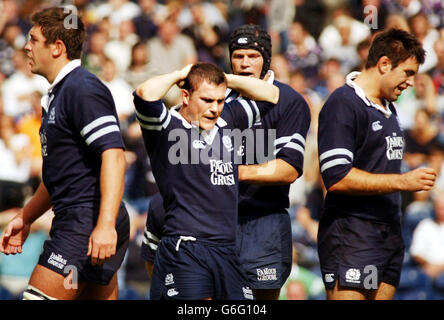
left=96, top=216, right=117, bottom=229
left=20, top=208, right=35, bottom=226
left=396, top=173, right=408, bottom=192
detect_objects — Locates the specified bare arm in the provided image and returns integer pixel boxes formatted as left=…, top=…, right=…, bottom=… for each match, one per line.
left=328, top=167, right=436, bottom=195
left=88, top=148, right=126, bottom=265
left=225, top=73, right=279, bottom=104
left=21, top=182, right=52, bottom=224
left=412, top=255, right=444, bottom=279
left=0, top=182, right=52, bottom=254
left=238, top=159, right=299, bottom=185
left=145, top=262, right=154, bottom=278
left=136, top=65, right=192, bottom=101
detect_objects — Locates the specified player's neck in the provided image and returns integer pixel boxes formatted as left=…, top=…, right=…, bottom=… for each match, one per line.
left=354, top=69, right=385, bottom=107
left=46, top=57, right=72, bottom=84
left=178, top=105, right=194, bottom=126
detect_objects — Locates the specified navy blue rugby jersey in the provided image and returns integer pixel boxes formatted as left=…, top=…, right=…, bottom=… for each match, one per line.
left=40, top=65, right=125, bottom=212
left=318, top=72, right=404, bottom=223
left=227, top=77, right=311, bottom=215
left=133, top=92, right=270, bottom=244
left=141, top=193, right=165, bottom=263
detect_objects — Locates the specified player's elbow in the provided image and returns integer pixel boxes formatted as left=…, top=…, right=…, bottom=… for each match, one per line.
left=271, top=87, right=280, bottom=104
left=284, top=171, right=299, bottom=184
left=327, top=180, right=346, bottom=193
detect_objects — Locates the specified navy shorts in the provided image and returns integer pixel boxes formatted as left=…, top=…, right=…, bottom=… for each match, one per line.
left=150, top=236, right=254, bottom=300
left=236, top=212, right=292, bottom=289
left=317, top=214, right=405, bottom=290
left=38, top=206, right=130, bottom=285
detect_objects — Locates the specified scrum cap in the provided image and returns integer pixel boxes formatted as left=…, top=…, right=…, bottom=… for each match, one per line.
left=229, top=24, right=271, bottom=79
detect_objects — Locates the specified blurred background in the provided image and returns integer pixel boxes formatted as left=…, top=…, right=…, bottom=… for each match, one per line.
left=0, top=0, right=444, bottom=300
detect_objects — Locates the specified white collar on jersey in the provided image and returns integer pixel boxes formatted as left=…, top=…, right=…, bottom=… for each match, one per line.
left=41, top=59, right=81, bottom=112
left=170, top=104, right=226, bottom=145
left=346, top=71, right=392, bottom=118
left=225, top=70, right=275, bottom=100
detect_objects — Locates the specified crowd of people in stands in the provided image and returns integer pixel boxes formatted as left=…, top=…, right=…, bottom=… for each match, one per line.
left=1, top=0, right=444, bottom=300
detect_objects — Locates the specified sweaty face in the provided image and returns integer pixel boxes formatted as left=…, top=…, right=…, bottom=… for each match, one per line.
left=231, top=48, right=264, bottom=79
left=381, top=56, right=419, bottom=102
left=24, top=26, right=52, bottom=78
left=184, top=80, right=226, bottom=131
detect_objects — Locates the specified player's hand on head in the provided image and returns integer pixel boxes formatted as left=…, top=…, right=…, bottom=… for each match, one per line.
left=87, top=224, right=117, bottom=266
left=180, top=64, right=193, bottom=79
left=177, top=64, right=193, bottom=88
left=402, top=167, right=437, bottom=192
left=0, top=215, right=30, bottom=255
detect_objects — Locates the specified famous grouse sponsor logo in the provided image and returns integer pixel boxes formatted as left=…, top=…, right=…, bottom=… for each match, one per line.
left=48, top=252, right=67, bottom=270
left=209, top=159, right=235, bottom=186
left=385, top=132, right=404, bottom=160
left=256, top=268, right=277, bottom=281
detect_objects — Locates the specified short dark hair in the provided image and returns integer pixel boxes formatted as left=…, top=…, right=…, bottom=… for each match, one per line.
left=31, top=7, right=86, bottom=60
left=182, top=63, right=227, bottom=94
left=365, top=28, right=425, bottom=69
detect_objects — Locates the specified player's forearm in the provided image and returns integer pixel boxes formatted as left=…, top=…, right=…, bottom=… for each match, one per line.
left=412, top=255, right=429, bottom=267
left=238, top=159, right=299, bottom=185
left=225, top=74, right=279, bottom=103
left=21, top=182, right=52, bottom=225
left=145, top=262, right=154, bottom=278
left=136, top=70, right=185, bottom=102
left=328, top=167, right=408, bottom=195
left=98, top=148, right=126, bottom=228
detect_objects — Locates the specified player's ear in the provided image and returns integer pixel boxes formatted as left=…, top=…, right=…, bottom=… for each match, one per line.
left=51, top=39, right=66, bottom=59
left=377, top=56, right=392, bottom=74
left=182, top=89, right=190, bottom=106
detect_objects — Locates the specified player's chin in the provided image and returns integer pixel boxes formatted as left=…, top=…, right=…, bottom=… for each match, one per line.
left=200, top=118, right=217, bottom=131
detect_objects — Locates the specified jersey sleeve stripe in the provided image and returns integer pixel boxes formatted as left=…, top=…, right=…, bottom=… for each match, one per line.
left=80, top=115, right=117, bottom=137
left=238, top=98, right=254, bottom=128
left=84, top=125, right=120, bottom=145
left=250, top=100, right=261, bottom=124
left=137, top=111, right=171, bottom=131
left=135, top=106, right=167, bottom=123
left=320, top=158, right=351, bottom=173
left=319, top=148, right=354, bottom=162
left=273, top=141, right=305, bottom=156
left=142, top=237, right=158, bottom=250
left=274, top=133, right=306, bottom=147
left=144, top=229, right=160, bottom=243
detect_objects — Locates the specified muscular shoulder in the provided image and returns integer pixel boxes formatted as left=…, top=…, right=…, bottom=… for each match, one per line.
left=319, top=85, right=363, bottom=119
left=58, top=68, right=114, bottom=115
left=63, top=67, right=108, bottom=95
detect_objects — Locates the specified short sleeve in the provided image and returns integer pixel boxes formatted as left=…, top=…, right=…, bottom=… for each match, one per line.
left=71, top=79, right=125, bottom=155
left=141, top=194, right=165, bottom=263
left=318, top=91, right=356, bottom=189
left=133, top=92, right=172, bottom=153
left=273, top=90, right=311, bottom=176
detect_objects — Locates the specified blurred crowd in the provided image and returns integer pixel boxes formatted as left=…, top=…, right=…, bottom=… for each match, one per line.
left=1, top=0, right=444, bottom=300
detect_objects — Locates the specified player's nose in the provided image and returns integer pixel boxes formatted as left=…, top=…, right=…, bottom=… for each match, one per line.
left=241, top=56, right=250, bottom=67
left=24, top=41, right=32, bottom=52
